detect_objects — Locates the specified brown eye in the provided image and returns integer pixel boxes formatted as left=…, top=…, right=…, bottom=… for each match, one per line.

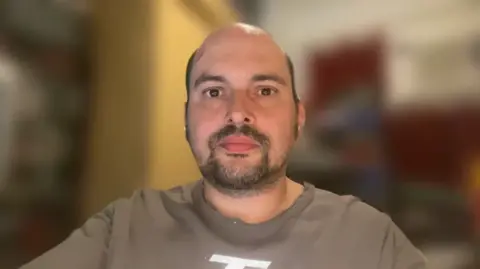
left=259, top=87, right=276, bottom=96
left=206, top=88, right=221, bottom=98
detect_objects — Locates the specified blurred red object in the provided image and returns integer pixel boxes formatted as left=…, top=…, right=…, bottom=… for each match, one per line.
left=466, top=156, right=480, bottom=235
left=17, top=206, right=64, bottom=260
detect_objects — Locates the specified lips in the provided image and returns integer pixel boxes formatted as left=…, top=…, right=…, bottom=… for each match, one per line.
left=218, top=135, right=259, bottom=153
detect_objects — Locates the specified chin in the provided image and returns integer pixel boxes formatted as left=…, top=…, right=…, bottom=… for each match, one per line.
left=205, top=169, right=281, bottom=195
left=200, top=156, right=286, bottom=195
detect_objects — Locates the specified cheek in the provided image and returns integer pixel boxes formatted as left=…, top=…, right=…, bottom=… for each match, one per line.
left=259, top=117, right=297, bottom=153
left=188, top=123, right=214, bottom=163
left=269, top=129, right=293, bottom=153
left=188, top=115, right=222, bottom=148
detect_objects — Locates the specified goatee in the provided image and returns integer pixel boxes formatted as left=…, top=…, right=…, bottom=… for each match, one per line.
left=199, top=124, right=283, bottom=196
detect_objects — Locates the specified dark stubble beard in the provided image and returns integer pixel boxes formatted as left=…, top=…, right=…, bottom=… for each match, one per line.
left=194, top=124, right=290, bottom=197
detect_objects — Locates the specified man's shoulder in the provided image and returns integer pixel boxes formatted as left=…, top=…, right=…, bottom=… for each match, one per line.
left=309, top=186, right=391, bottom=229
left=115, top=180, right=198, bottom=205
left=96, top=181, right=198, bottom=224
left=307, top=187, right=426, bottom=268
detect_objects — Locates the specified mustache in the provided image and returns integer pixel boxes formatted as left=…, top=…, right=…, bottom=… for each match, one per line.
left=208, top=125, right=270, bottom=149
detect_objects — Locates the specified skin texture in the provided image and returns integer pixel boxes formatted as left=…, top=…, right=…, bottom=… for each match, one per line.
left=186, top=23, right=306, bottom=223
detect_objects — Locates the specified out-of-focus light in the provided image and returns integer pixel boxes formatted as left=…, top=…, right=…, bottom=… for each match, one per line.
left=0, top=51, right=18, bottom=192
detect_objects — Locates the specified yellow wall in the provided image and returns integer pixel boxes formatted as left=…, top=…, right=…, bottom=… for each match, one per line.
left=82, top=0, right=151, bottom=218
left=83, top=0, right=236, bottom=218
left=148, top=0, right=236, bottom=189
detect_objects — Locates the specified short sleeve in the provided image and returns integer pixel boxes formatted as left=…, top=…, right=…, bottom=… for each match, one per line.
left=379, top=218, right=429, bottom=269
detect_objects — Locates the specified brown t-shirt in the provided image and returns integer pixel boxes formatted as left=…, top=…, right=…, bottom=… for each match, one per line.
left=21, top=181, right=428, bottom=269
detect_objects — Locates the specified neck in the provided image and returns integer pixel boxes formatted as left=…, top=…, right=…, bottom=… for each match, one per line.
left=203, top=177, right=304, bottom=224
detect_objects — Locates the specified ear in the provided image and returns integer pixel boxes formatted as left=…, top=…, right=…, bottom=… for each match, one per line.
left=184, top=101, right=189, bottom=140
left=296, top=102, right=306, bottom=133
left=184, top=101, right=188, bottom=126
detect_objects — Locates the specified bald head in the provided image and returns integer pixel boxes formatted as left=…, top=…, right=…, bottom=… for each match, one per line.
left=197, top=23, right=275, bottom=56
left=203, top=23, right=267, bottom=44
left=185, top=23, right=298, bottom=102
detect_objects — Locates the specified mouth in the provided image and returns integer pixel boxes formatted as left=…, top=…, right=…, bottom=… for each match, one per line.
left=217, top=135, right=260, bottom=153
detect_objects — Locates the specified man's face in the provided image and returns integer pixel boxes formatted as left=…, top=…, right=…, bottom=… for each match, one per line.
left=186, top=35, right=305, bottom=194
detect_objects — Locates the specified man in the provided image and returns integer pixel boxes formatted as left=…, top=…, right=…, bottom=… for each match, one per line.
left=21, top=23, right=427, bottom=269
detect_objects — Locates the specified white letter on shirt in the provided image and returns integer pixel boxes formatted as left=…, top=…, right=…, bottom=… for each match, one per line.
left=209, top=254, right=271, bottom=269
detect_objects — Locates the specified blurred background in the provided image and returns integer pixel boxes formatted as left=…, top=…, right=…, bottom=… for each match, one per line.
left=0, top=0, right=479, bottom=268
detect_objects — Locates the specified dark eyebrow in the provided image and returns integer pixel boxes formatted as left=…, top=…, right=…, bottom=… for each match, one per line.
left=251, top=74, right=287, bottom=86
left=193, top=73, right=287, bottom=89
left=193, top=73, right=227, bottom=88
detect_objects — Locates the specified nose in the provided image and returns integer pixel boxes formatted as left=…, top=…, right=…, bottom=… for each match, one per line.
left=225, top=95, right=254, bottom=125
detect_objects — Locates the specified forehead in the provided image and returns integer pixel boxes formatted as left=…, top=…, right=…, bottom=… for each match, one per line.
left=191, top=37, right=290, bottom=82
